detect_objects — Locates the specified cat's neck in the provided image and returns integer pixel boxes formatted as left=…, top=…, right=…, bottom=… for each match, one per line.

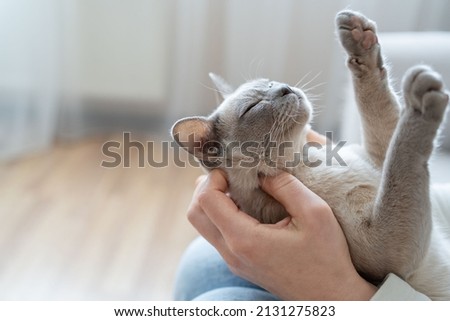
left=225, top=127, right=311, bottom=191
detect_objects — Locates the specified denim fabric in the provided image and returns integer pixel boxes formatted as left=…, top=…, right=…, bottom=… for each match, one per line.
left=173, top=237, right=279, bottom=301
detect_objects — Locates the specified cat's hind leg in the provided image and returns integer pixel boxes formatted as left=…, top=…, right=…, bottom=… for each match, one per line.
left=336, top=11, right=400, bottom=168
left=370, top=65, right=448, bottom=279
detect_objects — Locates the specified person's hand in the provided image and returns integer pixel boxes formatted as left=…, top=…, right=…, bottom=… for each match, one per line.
left=187, top=170, right=377, bottom=300
left=306, top=129, right=328, bottom=145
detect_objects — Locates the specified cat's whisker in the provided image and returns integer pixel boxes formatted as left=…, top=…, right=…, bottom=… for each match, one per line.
left=198, top=81, right=229, bottom=105
left=305, top=98, right=322, bottom=105
left=311, top=104, right=324, bottom=113
left=243, top=58, right=265, bottom=82
left=240, top=70, right=250, bottom=83
left=199, top=81, right=225, bottom=95
left=255, top=59, right=264, bottom=80
left=302, top=82, right=327, bottom=93
left=304, top=91, right=323, bottom=96
left=294, top=71, right=313, bottom=88
left=297, top=71, right=322, bottom=91
left=287, top=116, right=303, bottom=126
left=247, top=57, right=258, bottom=81
left=306, top=96, right=322, bottom=101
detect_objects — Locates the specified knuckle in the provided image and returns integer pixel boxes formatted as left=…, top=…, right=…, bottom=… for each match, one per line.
left=306, top=201, right=335, bottom=227
left=186, top=197, right=204, bottom=225
left=229, top=238, right=250, bottom=256
left=221, top=252, right=243, bottom=275
left=186, top=205, right=200, bottom=225
left=228, top=236, right=260, bottom=263
left=225, top=255, right=253, bottom=280
left=195, top=175, right=207, bottom=186
left=227, top=238, right=244, bottom=254
left=227, top=261, right=243, bottom=277
left=196, top=190, right=210, bottom=208
left=313, top=201, right=332, bottom=215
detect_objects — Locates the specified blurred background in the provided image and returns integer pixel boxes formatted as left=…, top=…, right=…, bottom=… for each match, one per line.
left=0, top=0, right=449, bottom=300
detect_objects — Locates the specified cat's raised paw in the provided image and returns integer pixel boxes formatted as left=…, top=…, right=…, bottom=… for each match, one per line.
left=336, top=10, right=382, bottom=73
left=402, top=65, right=449, bottom=122
left=336, top=10, right=378, bottom=55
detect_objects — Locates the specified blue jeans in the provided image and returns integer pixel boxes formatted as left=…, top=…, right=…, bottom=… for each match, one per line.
left=173, top=237, right=280, bottom=301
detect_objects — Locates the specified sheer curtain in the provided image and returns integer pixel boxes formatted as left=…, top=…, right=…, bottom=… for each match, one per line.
left=1, top=0, right=449, bottom=160
left=0, top=0, right=60, bottom=159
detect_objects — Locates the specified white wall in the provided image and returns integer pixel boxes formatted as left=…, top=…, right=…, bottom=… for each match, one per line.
left=67, top=0, right=173, bottom=104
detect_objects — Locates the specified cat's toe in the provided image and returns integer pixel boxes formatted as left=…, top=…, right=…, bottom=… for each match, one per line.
left=402, top=65, right=449, bottom=122
left=336, top=10, right=378, bottom=56
left=336, top=10, right=382, bottom=75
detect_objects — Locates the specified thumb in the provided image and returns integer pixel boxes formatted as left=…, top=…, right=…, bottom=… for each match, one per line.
left=259, top=171, right=329, bottom=222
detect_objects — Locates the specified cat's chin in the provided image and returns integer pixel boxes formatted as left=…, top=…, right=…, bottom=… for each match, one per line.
left=281, top=100, right=313, bottom=135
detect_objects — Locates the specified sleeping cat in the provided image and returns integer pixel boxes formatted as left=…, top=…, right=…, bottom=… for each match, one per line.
left=171, top=10, right=450, bottom=300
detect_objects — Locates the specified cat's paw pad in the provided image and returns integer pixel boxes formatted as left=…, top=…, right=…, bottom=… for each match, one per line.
left=402, top=65, right=449, bottom=122
left=336, top=10, right=378, bottom=57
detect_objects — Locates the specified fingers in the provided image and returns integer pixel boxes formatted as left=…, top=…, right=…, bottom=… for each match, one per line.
left=197, top=170, right=260, bottom=238
left=195, top=175, right=207, bottom=186
left=188, top=170, right=258, bottom=266
left=187, top=175, right=222, bottom=244
left=259, top=171, right=330, bottom=224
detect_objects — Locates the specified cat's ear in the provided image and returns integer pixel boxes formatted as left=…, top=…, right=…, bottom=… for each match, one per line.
left=209, top=72, right=233, bottom=101
left=171, top=116, right=218, bottom=160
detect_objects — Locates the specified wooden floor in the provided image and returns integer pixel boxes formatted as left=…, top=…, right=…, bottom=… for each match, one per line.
left=0, top=134, right=202, bottom=300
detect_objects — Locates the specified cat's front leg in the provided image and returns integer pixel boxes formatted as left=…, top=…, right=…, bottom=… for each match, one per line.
left=369, top=65, right=448, bottom=279
left=336, top=11, right=400, bottom=168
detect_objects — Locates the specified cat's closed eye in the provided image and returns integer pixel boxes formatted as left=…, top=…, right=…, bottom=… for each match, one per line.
left=241, top=101, right=260, bottom=118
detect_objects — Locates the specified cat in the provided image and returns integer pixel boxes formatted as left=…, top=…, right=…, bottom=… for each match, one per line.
left=171, top=10, right=450, bottom=300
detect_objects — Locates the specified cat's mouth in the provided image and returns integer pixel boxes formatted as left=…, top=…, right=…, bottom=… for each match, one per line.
left=275, top=90, right=312, bottom=131
left=284, top=86, right=306, bottom=103
left=284, top=92, right=302, bottom=102
left=282, top=91, right=306, bottom=110
left=294, top=93, right=304, bottom=101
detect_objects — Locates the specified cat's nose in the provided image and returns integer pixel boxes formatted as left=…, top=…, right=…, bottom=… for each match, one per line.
left=278, top=85, right=294, bottom=97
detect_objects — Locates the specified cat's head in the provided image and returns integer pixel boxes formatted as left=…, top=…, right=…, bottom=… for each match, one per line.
left=171, top=73, right=312, bottom=172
